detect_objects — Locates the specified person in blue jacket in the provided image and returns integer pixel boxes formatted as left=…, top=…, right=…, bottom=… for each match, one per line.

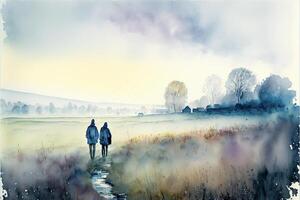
left=86, top=119, right=99, bottom=160
left=100, top=122, right=112, bottom=157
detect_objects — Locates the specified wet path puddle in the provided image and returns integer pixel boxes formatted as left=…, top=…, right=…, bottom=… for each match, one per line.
left=91, top=158, right=126, bottom=200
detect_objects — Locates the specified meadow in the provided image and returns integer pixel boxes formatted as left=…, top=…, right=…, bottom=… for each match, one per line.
left=1, top=113, right=267, bottom=154
left=108, top=113, right=299, bottom=199
left=1, top=112, right=299, bottom=200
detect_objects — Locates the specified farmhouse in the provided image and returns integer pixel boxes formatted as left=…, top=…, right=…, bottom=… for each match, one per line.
left=182, top=106, right=191, bottom=113
left=192, top=107, right=205, bottom=113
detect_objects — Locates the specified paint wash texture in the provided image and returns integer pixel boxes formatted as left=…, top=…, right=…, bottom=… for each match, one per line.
left=0, top=0, right=299, bottom=200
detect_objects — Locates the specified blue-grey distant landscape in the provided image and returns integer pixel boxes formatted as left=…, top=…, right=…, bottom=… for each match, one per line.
left=0, top=1, right=299, bottom=200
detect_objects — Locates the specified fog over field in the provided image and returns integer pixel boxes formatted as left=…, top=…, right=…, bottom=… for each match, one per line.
left=108, top=113, right=298, bottom=199
left=1, top=111, right=299, bottom=200
left=0, top=89, right=166, bottom=117
left=1, top=113, right=269, bottom=154
left=1, top=0, right=299, bottom=199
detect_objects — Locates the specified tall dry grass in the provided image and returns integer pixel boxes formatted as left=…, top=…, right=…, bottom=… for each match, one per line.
left=108, top=115, right=299, bottom=200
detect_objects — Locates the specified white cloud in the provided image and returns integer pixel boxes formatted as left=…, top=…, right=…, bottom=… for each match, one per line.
left=1, top=0, right=298, bottom=104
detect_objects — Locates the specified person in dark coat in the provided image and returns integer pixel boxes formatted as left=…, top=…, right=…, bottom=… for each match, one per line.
left=86, top=119, right=99, bottom=160
left=100, top=122, right=112, bottom=157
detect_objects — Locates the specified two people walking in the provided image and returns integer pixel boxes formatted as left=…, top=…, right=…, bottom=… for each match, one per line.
left=86, top=119, right=112, bottom=159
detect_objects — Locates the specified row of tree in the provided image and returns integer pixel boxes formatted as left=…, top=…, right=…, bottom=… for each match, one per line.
left=164, top=67, right=296, bottom=113
left=0, top=100, right=165, bottom=116
left=0, top=101, right=98, bottom=115
left=0, top=101, right=143, bottom=115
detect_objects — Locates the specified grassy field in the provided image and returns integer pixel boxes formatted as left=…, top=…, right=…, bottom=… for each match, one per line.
left=107, top=113, right=299, bottom=199
left=1, top=112, right=298, bottom=199
left=0, top=113, right=268, bottom=154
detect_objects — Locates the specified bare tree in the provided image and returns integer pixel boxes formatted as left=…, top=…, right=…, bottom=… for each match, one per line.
left=225, top=68, right=256, bottom=104
left=164, top=81, right=188, bottom=113
left=203, top=75, right=222, bottom=105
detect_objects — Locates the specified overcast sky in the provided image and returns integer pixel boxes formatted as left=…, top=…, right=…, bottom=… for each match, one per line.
left=1, top=0, right=299, bottom=104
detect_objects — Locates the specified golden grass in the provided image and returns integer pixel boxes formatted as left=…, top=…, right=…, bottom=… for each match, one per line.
left=108, top=126, right=256, bottom=200
left=127, top=127, right=239, bottom=146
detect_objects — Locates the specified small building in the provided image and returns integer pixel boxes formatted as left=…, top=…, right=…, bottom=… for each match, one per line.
left=182, top=106, right=191, bottom=113
left=206, top=105, right=212, bottom=109
left=192, top=107, right=205, bottom=113
left=213, top=104, right=221, bottom=108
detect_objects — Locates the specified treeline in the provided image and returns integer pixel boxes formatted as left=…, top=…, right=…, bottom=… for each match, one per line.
left=0, top=100, right=153, bottom=116
left=0, top=101, right=98, bottom=115
left=165, top=67, right=297, bottom=113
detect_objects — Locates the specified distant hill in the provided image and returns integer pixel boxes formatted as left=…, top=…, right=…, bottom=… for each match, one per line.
left=1, top=89, right=84, bottom=107
left=0, top=89, right=149, bottom=108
